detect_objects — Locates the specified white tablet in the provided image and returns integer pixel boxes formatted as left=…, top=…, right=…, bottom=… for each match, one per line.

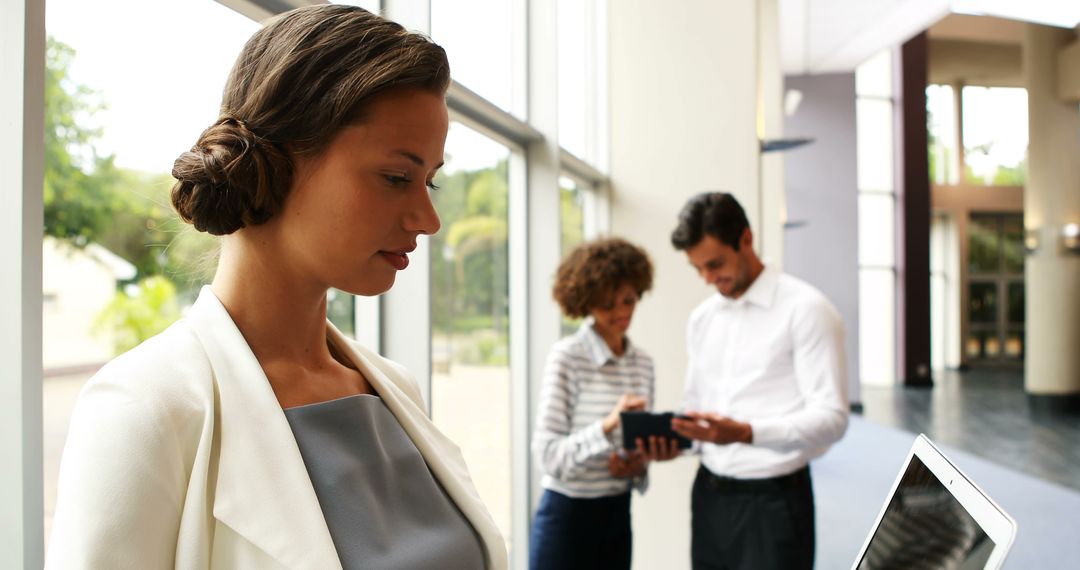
left=850, top=434, right=1018, bottom=570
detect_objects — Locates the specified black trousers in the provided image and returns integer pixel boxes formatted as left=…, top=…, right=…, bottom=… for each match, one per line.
left=691, top=465, right=815, bottom=570
left=529, top=489, right=632, bottom=570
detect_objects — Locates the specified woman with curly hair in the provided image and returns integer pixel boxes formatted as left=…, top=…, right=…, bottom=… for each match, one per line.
left=529, top=237, right=679, bottom=570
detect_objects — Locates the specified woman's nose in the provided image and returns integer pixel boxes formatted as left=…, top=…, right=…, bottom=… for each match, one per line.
left=405, top=188, right=441, bottom=235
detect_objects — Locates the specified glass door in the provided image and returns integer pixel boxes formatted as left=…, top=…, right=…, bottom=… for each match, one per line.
left=966, top=213, right=1025, bottom=362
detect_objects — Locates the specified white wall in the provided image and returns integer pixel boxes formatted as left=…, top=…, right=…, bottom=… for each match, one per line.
left=783, top=72, right=861, bottom=405
left=608, top=1, right=761, bottom=567
left=41, top=238, right=120, bottom=370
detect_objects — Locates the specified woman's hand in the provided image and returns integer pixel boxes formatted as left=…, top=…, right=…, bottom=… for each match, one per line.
left=601, top=394, right=647, bottom=434
left=607, top=451, right=647, bottom=478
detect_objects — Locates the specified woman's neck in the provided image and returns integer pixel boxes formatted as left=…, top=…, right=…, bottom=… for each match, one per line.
left=593, top=322, right=625, bottom=357
left=211, top=235, right=335, bottom=371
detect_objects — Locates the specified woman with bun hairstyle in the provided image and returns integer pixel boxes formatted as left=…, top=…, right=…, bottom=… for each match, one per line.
left=47, top=5, right=505, bottom=569
left=529, top=237, right=680, bottom=570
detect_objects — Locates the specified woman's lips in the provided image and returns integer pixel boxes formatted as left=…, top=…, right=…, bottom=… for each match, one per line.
left=379, top=251, right=409, bottom=270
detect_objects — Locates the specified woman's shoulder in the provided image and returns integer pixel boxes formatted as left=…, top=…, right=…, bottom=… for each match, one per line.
left=81, top=318, right=215, bottom=417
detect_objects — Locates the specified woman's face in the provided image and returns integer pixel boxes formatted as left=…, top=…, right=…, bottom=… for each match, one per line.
left=266, top=87, right=448, bottom=296
left=589, top=283, right=640, bottom=339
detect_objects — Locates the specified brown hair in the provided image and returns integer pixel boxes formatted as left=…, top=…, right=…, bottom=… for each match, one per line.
left=170, top=5, right=450, bottom=236
left=552, top=237, right=654, bottom=318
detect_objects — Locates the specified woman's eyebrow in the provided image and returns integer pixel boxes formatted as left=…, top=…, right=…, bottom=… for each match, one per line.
left=393, top=149, right=444, bottom=170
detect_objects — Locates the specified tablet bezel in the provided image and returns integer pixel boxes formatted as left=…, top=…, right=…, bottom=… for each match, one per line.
left=849, top=434, right=1018, bottom=570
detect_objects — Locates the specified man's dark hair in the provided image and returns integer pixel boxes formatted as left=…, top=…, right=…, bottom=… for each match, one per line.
left=670, top=192, right=750, bottom=251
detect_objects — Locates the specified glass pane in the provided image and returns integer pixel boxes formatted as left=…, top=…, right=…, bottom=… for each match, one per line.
left=859, top=269, right=896, bottom=384
left=968, top=282, right=998, bottom=324
left=857, top=99, right=895, bottom=192
left=858, top=193, right=895, bottom=267
left=926, top=84, right=958, bottom=185
left=557, top=0, right=589, bottom=160
left=43, top=0, right=259, bottom=545
left=1004, top=330, right=1024, bottom=359
left=968, top=215, right=1000, bottom=274
left=429, top=122, right=512, bottom=547
left=431, top=0, right=519, bottom=116
left=965, top=332, right=982, bottom=358
left=327, top=289, right=355, bottom=336
left=559, top=176, right=585, bottom=258
left=1001, top=215, right=1024, bottom=274
left=558, top=175, right=586, bottom=336
left=856, top=49, right=893, bottom=98
left=1007, top=281, right=1025, bottom=325
left=961, top=86, right=1028, bottom=186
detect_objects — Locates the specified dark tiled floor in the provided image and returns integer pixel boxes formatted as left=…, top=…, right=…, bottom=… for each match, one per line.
left=857, top=365, right=1080, bottom=492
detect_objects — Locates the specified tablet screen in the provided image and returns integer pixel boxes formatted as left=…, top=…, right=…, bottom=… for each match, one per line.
left=856, top=455, right=995, bottom=570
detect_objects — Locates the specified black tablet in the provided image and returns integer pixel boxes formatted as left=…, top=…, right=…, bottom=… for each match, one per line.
left=619, top=411, right=693, bottom=451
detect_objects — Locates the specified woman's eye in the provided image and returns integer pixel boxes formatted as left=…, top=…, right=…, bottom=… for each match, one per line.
left=427, top=181, right=441, bottom=191
left=384, top=173, right=411, bottom=186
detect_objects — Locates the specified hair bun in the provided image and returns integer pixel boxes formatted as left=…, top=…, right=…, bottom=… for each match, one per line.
left=170, top=117, right=292, bottom=236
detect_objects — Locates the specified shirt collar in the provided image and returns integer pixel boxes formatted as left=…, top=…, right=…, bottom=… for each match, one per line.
left=577, top=318, right=633, bottom=366
left=717, top=265, right=778, bottom=309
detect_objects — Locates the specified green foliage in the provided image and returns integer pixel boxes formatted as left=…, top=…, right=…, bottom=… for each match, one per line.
left=43, top=37, right=123, bottom=247
left=559, top=184, right=584, bottom=257
left=430, top=159, right=511, bottom=340
left=94, top=276, right=181, bottom=354
left=43, top=36, right=217, bottom=292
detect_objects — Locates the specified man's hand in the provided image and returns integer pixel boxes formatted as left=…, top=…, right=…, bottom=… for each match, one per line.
left=671, top=412, right=752, bottom=445
left=601, top=394, right=647, bottom=434
left=634, top=436, right=681, bottom=462
left=607, top=451, right=647, bottom=478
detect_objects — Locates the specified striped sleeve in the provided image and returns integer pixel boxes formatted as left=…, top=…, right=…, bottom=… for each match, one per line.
left=531, top=345, right=614, bottom=482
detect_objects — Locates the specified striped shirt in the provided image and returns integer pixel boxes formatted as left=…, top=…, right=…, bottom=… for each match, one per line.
left=531, top=320, right=655, bottom=498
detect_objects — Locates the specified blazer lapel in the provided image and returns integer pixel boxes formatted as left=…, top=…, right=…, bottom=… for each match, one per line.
left=326, top=324, right=508, bottom=569
left=187, top=287, right=341, bottom=570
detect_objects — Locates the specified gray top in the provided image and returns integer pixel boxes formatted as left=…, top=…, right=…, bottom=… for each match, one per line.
left=284, top=394, right=485, bottom=570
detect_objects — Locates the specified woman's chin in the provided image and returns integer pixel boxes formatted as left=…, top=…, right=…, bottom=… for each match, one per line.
left=339, top=275, right=395, bottom=297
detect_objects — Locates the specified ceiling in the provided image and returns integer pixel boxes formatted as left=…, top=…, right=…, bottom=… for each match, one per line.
left=779, top=0, right=1080, bottom=75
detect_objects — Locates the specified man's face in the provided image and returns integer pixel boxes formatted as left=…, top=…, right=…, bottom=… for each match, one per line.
left=684, top=231, right=754, bottom=299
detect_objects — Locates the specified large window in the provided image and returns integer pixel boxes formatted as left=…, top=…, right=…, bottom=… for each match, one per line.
left=429, top=122, right=514, bottom=546
left=431, top=0, right=523, bottom=117
left=927, top=84, right=959, bottom=186
left=961, top=87, right=1028, bottom=186
left=856, top=49, right=898, bottom=386
left=41, top=0, right=260, bottom=543
left=927, top=83, right=1030, bottom=188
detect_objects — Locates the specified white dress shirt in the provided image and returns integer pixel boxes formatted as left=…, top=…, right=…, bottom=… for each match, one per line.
left=682, top=266, right=849, bottom=479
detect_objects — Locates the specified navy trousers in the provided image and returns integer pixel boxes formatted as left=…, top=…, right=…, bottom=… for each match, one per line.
left=529, top=489, right=632, bottom=570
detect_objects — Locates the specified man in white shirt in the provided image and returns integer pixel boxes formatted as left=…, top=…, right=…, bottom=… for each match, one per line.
left=670, top=192, right=849, bottom=570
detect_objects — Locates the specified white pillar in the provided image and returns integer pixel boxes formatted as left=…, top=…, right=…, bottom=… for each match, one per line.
left=1024, top=24, right=1080, bottom=409
left=1, top=0, right=45, bottom=566
left=609, top=0, right=759, bottom=567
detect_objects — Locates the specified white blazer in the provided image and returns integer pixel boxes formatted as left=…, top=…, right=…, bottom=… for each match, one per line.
left=47, top=287, right=508, bottom=570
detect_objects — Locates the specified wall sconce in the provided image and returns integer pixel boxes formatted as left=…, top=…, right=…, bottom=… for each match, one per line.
left=1062, top=223, right=1080, bottom=254
left=1024, top=228, right=1040, bottom=254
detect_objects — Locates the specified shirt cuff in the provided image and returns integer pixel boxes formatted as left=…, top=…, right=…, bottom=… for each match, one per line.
left=585, top=420, right=615, bottom=455
left=748, top=417, right=786, bottom=449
